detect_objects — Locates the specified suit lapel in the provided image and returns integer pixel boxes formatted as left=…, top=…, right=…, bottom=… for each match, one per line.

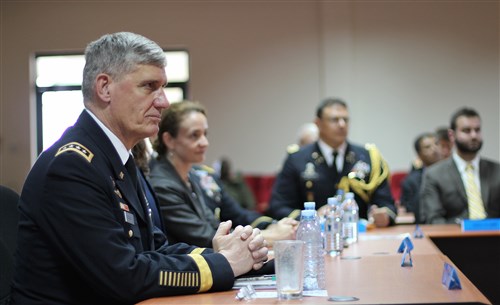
left=163, top=159, right=211, bottom=221
left=341, top=145, right=356, bottom=177
left=77, top=111, right=148, bottom=224
left=115, top=165, right=148, bottom=224
left=479, top=159, right=490, bottom=208
left=188, top=172, right=216, bottom=222
left=450, top=159, right=468, bottom=203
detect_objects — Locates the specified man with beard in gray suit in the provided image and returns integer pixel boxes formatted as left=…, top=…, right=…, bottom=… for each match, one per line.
left=420, top=107, right=500, bottom=224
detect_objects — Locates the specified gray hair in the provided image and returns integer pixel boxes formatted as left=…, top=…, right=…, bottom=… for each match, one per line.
left=297, top=122, right=318, bottom=138
left=82, top=32, right=166, bottom=101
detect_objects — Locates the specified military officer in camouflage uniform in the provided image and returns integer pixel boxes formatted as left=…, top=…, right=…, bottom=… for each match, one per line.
left=268, top=98, right=397, bottom=227
left=11, top=32, right=268, bottom=305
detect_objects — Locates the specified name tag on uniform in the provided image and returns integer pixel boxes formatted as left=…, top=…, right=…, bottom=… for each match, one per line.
left=124, top=211, right=135, bottom=225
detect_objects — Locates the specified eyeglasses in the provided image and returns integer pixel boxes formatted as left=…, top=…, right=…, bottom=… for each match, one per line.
left=322, top=116, right=349, bottom=124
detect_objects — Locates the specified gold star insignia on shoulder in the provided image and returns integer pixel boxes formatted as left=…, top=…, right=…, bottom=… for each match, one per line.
left=55, top=142, right=94, bottom=162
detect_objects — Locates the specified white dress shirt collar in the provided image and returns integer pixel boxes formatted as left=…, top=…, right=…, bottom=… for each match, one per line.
left=452, top=151, right=480, bottom=175
left=85, top=109, right=130, bottom=165
left=452, top=151, right=481, bottom=191
left=317, top=139, right=347, bottom=168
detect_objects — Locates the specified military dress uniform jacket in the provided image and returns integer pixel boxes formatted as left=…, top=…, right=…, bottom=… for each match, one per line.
left=268, top=142, right=396, bottom=221
left=191, top=166, right=273, bottom=228
left=420, top=157, right=500, bottom=224
left=11, top=111, right=235, bottom=305
left=149, top=158, right=273, bottom=248
left=400, top=168, right=424, bottom=224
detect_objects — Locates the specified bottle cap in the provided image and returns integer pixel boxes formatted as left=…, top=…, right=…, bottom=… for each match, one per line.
left=301, top=209, right=315, bottom=218
left=304, top=201, right=316, bottom=210
left=327, top=197, right=338, bottom=206
left=345, top=192, right=354, bottom=199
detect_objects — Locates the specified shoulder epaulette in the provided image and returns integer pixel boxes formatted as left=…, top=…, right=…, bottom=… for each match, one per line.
left=55, top=142, right=94, bottom=163
left=364, top=143, right=377, bottom=150
left=287, top=144, right=300, bottom=154
left=198, top=164, right=215, bottom=174
left=412, top=158, right=423, bottom=170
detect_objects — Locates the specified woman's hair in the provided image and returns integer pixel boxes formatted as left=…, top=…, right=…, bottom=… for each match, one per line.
left=154, top=100, right=206, bottom=158
left=132, top=139, right=151, bottom=175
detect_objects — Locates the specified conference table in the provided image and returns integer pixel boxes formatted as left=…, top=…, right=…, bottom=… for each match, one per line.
left=137, top=224, right=497, bottom=305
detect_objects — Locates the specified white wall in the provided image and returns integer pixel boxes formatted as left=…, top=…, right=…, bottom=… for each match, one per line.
left=1, top=1, right=498, bottom=192
left=322, top=1, right=499, bottom=174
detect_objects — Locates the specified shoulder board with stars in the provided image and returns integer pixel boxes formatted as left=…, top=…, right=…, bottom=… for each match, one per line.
left=55, top=142, right=94, bottom=163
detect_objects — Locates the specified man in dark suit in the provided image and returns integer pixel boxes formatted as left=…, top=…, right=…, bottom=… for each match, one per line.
left=400, top=132, right=441, bottom=223
left=11, top=32, right=268, bottom=305
left=268, top=98, right=397, bottom=227
left=420, top=107, right=500, bottom=224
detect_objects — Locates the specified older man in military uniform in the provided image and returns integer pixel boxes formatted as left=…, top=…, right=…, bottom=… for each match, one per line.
left=268, top=98, right=397, bottom=227
left=11, top=32, right=268, bottom=305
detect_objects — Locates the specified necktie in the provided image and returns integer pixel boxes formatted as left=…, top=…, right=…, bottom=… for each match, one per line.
left=125, top=156, right=139, bottom=189
left=125, top=155, right=150, bottom=217
left=465, top=164, right=486, bottom=219
left=332, top=151, right=338, bottom=175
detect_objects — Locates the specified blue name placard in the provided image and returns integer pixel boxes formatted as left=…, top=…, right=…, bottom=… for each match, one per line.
left=413, top=225, right=424, bottom=239
left=397, top=236, right=414, bottom=267
left=461, top=218, right=500, bottom=232
left=397, top=236, right=414, bottom=253
left=441, top=262, right=462, bottom=290
left=400, top=248, right=413, bottom=267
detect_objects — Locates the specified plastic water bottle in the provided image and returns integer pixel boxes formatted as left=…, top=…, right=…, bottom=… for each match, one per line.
left=296, top=210, right=325, bottom=290
left=325, top=197, right=344, bottom=256
left=304, top=201, right=326, bottom=252
left=304, top=201, right=323, bottom=238
left=342, top=192, right=359, bottom=245
left=335, top=189, right=345, bottom=203
left=304, top=201, right=316, bottom=211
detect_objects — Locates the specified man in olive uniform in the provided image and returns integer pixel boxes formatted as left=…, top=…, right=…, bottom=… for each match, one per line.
left=268, top=98, right=397, bottom=227
left=11, top=32, right=267, bottom=305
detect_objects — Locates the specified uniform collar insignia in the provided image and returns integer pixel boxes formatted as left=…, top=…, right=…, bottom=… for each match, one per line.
left=311, top=152, right=324, bottom=165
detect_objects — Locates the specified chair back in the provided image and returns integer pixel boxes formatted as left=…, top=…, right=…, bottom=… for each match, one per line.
left=0, top=185, right=20, bottom=305
left=389, top=171, right=408, bottom=206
